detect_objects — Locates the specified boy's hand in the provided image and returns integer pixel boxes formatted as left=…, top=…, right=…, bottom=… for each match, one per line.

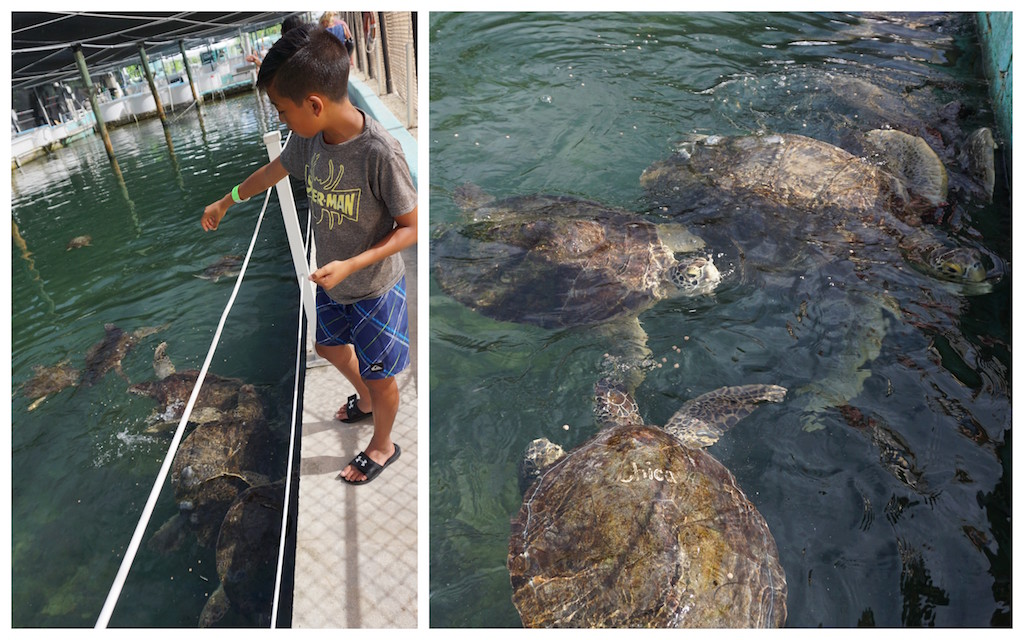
left=201, top=197, right=229, bottom=231
left=310, top=260, right=356, bottom=291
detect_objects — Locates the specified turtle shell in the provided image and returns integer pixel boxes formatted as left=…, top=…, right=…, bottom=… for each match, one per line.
left=508, top=423, right=786, bottom=628
left=433, top=197, right=677, bottom=328
left=641, top=133, right=909, bottom=217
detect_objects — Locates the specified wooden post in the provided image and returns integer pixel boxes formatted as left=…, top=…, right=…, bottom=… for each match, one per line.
left=138, top=42, right=175, bottom=153
left=72, top=44, right=123, bottom=179
left=179, top=40, right=203, bottom=105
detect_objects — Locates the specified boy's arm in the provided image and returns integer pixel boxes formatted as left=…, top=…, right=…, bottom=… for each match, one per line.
left=200, top=157, right=290, bottom=231
left=309, top=206, right=418, bottom=290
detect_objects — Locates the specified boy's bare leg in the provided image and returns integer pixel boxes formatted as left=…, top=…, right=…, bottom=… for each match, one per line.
left=338, top=375, right=399, bottom=482
left=315, top=343, right=372, bottom=419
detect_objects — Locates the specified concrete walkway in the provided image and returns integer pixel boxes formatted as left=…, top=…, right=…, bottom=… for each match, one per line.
left=290, top=245, right=418, bottom=628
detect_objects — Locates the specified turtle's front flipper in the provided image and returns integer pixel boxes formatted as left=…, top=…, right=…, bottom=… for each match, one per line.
left=664, top=384, right=787, bottom=448
left=591, top=318, right=651, bottom=430
left=593, top=378, right=642, bottom=429
left=595, top=316, right=652, bottom=394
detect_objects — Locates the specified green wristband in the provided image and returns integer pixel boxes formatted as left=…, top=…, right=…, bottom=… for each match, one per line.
left=231, top=184, right=250, bottom=204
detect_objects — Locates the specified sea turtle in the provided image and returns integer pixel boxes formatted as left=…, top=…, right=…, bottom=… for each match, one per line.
left=129, top=342, right=249, bottom=433
left=81, top=322, right=167, bottom=386
left=702, top=65, right=997, bottom=203
left=199, top=481, right=285, bottom=627
left=196, top=255, right=243, bottom=283
left=435, top=186, right=721, bottom=328
left=65, top=235, right=92, bottom=251
left=640, top=132, right=1002, bottom=293
left=18, top=358, right=79, bottom=411
left=508, top=382, right=788, bottom=628
left=433, top=186, right=722, bottom=388
left=149, top=384, right=275, bottom=550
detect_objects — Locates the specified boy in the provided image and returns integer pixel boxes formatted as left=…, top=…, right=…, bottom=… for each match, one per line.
left=200, top=25, right=417, bottom=485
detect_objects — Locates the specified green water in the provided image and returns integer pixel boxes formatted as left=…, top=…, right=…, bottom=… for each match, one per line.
left=429, top=13, right=1011, bottom=627
left=11, top=96, right=298, bottom=626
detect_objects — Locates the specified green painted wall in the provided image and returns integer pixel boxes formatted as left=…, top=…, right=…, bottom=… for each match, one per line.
left=976, top=12, right=1012, bottom=143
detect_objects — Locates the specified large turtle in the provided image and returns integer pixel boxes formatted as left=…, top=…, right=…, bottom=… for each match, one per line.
left=199, top=481, right=285, bottom=627
left=129, top=342, right=249, bottom=433
left=435, top=186, right=721, bottom=328
left=640, top=132, right=1002, bottom=293
left=18, top=358, right=79, bottom=411
left=509, top=382, right=788, bottom=628
left=81, top=322, right=167, bottom=386
left=433, top=187, right=722, bottom=388
left=149, top=384, right=275, bottom=550
left=702, top=66, right=997, bottom=202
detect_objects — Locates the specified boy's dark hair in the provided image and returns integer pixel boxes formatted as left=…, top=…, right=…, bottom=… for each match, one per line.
left=257, top=25, right=349, bottom=103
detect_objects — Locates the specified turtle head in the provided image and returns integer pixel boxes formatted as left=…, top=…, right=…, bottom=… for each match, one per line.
left=913, top=244, right=1006, bottom=295
left=668, top=255, right=721, bottom=296
left=928, top=246, right=987, bottom=283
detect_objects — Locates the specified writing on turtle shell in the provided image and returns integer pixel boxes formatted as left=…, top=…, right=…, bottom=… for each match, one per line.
left=616, top=460, right=678, bottom=484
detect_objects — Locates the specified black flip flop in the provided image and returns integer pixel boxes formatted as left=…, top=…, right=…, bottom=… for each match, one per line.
left=338, top=393, right=373, bottom=423
left=340, top=444, right=401, bottom=485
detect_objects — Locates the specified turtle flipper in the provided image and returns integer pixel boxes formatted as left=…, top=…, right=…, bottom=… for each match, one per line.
left=593, top=378, right=642, bottom=428
left=595, top=317, right=652, bottom=394
left=664, top=384, right=787, bottom=448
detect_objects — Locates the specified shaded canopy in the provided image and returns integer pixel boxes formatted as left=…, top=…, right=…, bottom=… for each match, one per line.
left=11, top=11, right=301, bottom=91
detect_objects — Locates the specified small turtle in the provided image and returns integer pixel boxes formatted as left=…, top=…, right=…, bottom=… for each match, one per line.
left=150, top=384, right=274, bottom=550
left=65, top=235, right=92, bottom=251
left=509, top=382, right=788, bottom=628
left=196, top=255, right=243, bottom=283
left=129, top=342, right=248, bottom=433
left=199, top=481, right=285, bottom=627
left=434, top=185, right=720, bottom=329
left=18, top=359, right=79, bottom=411
left=81, top=322, right=167, bottom=386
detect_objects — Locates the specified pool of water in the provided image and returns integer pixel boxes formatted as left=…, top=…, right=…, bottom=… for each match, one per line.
left=428, top=12, right=1011, bottom=627
left=11, top=95, right=300, bottom=626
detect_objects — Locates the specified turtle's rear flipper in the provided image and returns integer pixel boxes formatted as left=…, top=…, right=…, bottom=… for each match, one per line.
left=664, top=384, right=787, bottom=448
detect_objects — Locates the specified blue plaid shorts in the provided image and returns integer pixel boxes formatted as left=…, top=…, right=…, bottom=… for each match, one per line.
left=315, top=276, right=410, bottom=379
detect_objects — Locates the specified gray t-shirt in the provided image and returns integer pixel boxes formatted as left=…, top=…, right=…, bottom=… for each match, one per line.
left=280, top=109, right=417, bottom=303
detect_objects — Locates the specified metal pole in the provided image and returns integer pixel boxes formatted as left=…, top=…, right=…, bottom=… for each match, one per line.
left=72, top=44, right=123, bottom=179
left=405, top=42, right=414, bottom=128
left=378, top=12, right=393, bottom=94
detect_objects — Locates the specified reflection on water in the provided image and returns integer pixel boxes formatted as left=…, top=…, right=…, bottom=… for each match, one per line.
left=429, top=12, right=1010, bottom=628
left=11, top=95, right=298, bottom=627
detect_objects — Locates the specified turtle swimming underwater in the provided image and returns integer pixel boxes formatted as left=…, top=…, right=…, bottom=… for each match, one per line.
left=433, top=186, right=722, bottom=388
left=19, top=359, right=79, bottom=411
left=149, top=384, right=275, bottom=550
left=640, top=132, right=1002, bottom=293
left=199, top=481, right=285, bottom=627
left=65, top=235, right=92, bottom=251
left=81, top=323, right=167, bottom=386
left=196, top=255, right=243, bottom=283
left=509, top=382, right=788, bottom=628
left=129, top=342, right=249, bottom=433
